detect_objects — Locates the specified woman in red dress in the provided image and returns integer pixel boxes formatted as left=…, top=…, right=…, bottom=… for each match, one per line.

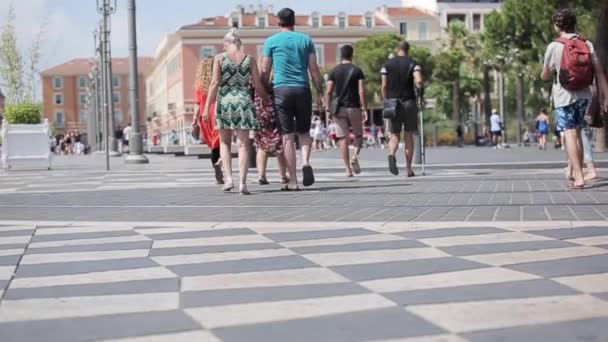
left=193, top=57, right=223, bottom=184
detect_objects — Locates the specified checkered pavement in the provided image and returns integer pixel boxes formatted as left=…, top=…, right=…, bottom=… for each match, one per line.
left=1, top=221, right=608, bottom=341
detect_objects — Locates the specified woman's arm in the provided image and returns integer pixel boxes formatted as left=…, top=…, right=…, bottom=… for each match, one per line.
left=250, top=59, right=269, bottom=102
left=203, top=55, right=222, bottom=120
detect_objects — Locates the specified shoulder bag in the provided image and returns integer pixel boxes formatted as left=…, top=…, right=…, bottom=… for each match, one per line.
left=383, top=61, right=415, bottom=120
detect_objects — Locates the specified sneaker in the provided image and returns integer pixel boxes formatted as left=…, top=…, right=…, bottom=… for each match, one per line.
left=388, top=155, right=398, bottom=176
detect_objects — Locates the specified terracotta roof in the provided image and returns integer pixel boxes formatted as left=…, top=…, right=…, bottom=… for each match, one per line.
left=386, top=7, right=431, bottom=17
left=322, top=15, right=335, bottom=26
left=295, top=15, right=309, bottom=26
left=41, top=57, right=154, bottom=77
left=349, top=15, right=362, bottom=26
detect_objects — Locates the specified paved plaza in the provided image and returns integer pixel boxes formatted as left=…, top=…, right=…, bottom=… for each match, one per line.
left=0, top=148, right=607, bottom=341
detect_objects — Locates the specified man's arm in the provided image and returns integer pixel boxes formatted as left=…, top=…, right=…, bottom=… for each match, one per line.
left=593, top=55, right=608, bottom=112
left=261, top=56, right=273, bottom=87
left=541, top=44, right=555, bottom=81
left=308, top=52, right=324, bottom=96
left=381, top=75, right=388, bottom=100
left=325, top=79, right=335, bottom=115
left=413, top=67, right=424, bottom=101
left=359, top=78, right=368, bottom=122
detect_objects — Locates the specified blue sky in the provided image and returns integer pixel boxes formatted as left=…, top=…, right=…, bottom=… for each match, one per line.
left=0, top=0, right=400, bottom=71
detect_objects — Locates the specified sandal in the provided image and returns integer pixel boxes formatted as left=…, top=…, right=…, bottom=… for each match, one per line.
left=564, top=167, right=574, bottom=181
left=280, top=176, right=290, bottom=185
left=258, top=176, right=270, bottom=185
left=281, top=185, right=302, bottom=192
left=240, top=185, right=251, bottom=195
left=388, top=155, right=398, bottom=176
left=351, top=158, right=361, bottom=175
left=407, top=169, right=416, bottom=178
left=569, top=183, right=585, bottom=191
left=222, top=182, right=234, bottom=192
left=302, top=165, right=315, bottom=187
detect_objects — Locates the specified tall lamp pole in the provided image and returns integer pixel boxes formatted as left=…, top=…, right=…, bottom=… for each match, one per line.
left=97, top=0, right=121, bottom=163
left=125, top=0, right=148, bottom=163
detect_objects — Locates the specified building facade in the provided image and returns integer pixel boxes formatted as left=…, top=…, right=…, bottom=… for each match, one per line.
left=41, top=58, right=153, bottom=139
left=402, top=0, right=504, bottom=32
left=145, top=5, right=443, bottom=144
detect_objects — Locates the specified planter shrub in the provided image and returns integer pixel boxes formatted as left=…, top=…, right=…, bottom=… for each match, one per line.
left=5, top=102, right=42, bottom=125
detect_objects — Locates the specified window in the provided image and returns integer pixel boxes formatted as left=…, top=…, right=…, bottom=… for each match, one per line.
left=167, top=54, right=182, bottom=77
left=418, top=22, right=429, bottom=40
left=79, top=93, right=88, bottom=106
left=312, top=17, right=320, bottom=28
left=79, top=110, right=88, bottom=123
left=400, top=22, right=408, bottom=36
left=54, top=93, right=64, bottom=105
left=365, top=16, right=373, bottom=28
left=53, top=77, right=63, bottom=89
left=473, top=14, right=481, bottom=31
left=79, top=76, right=88, bottom=88
left=232, top=17, right=239, bottom=28
left=55, top=112, right=65, bottom=127
left=338, top=17, right=346, bottom=29
left=112, top=76, right=120, bottom=88
left=258, top=17, right=266, bottom=28
left=114, top=111, right=123, bottom=123
left=200, top=46, right=217, bottom=59
left=113, top=92, right=120, bottom=104
left=315, top=45, right=325, bottom=67
left=447, top=14, right=466, bottom=24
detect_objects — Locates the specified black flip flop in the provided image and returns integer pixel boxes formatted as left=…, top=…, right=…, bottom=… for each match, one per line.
left=388, top=155, right=398, bottom=176
left=302, top=165, right=315, bottom=187
left=281, top=185, right=302, bottom=192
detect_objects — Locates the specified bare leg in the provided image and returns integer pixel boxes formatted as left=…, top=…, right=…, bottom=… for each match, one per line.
left=219, top=129, right=234, bottom=189
left=283, top=134, right=298, bottom=187
left=299, top=133, right=313, bottom=167
left=564, top=129, right=584, bottom=187
left=257, top=149, right=268, bottom=180
left=339, top=137, right=352, bottom=176
left=277, top=152, right=288, bottom=180
left=404, top=131, right=415, bottom=173
left=388, top=132, right=400, bottom=156
left=235, top=130, right=250, bottom=192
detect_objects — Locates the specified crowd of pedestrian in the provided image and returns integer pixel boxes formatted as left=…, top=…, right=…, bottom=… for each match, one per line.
left=188, top=7, right=606, bottom=193
left=52, top=131, right=86, bottom=155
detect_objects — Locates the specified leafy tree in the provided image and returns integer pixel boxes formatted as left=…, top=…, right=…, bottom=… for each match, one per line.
left=0, top=2, right=45, bottom=104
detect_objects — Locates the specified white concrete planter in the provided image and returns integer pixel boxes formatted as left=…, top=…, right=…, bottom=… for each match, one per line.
left=1, top=118, right=52, bottom=171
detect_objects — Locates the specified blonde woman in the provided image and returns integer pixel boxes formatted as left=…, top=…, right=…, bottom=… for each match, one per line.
left=202, top=28, right=268, bottom=195
left=193, top=57, right=223, bottom=184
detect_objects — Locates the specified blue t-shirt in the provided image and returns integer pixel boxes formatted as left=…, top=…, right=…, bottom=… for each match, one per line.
left=264, top=31, right=315, bottom=89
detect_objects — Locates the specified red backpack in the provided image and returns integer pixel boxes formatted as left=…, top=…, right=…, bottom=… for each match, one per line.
left=555, top=36, right=594, bottom=91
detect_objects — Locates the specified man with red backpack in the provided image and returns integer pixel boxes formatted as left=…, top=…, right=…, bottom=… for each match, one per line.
left=542, top=8, right=608, bottom=190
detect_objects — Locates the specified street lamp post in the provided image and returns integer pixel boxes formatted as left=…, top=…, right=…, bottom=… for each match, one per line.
left=97, top=0, right=121, bottom=161
left=125, top=0, right=149, bottom=164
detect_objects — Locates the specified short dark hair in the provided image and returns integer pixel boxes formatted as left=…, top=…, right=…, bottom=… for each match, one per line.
left=277, top=8, right=295, bottom=27
left=397, top=40, right=410, bottom=53
left=540, top=108, right=547, bottom=114
left=553, top=8, right=577, bottom=33
left=341, top=45, right=354, bottom=60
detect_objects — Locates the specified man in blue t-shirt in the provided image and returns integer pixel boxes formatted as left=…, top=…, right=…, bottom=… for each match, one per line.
left=262, top=8, right=325, bottom=190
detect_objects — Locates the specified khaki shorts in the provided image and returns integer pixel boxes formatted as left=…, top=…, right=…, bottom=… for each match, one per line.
left=334, top=107, right=363, bottom=139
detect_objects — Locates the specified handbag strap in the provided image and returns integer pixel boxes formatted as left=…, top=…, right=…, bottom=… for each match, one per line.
left=335, top=65, right=356, bottom=106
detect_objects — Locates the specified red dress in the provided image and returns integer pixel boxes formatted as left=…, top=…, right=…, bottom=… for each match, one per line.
left=195, top=87, right=220, bottom=150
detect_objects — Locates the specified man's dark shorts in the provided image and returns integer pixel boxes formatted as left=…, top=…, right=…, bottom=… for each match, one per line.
left=274, top=87, right=312, bottom=135
left=389, top=99, right=418, bottom=134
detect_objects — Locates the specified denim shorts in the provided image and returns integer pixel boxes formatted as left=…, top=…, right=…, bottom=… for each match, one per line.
left=555, top=99, right=589, bottom=131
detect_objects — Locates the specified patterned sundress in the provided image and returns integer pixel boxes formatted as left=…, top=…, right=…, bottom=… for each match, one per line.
left=254, top=85, right=283, bottom=155
left=216, top=54, right=258, bottom=130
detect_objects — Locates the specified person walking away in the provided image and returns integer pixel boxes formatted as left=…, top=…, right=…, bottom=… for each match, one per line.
left=536, top=109, right=550, bottom=150
left=193, top=57, right=224, bottom=184
left=456, top=124, right=464, bottom=148
left=542, top=9, right=608, bottom=189
left=203, top=28, right=268, bottom=195
left=381, top=41, right=424, bottom=177
left=122, top=124, right=132, bottom=153
left=327, top=118, right=338, bottom=149
left=253, top=58, right=289, bottom=186
left=326, top=44, right=368, bottom=177
left=490, top=109, right=503, bottom=149
left=261, top=8, right=325, bottom=190
left=312, top=116, right=325, bottom=152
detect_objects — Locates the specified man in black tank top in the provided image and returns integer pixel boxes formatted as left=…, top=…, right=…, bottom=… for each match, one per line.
left=381, top=40, right=424, bottom=177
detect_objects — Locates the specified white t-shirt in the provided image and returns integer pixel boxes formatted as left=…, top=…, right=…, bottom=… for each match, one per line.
left=544, top=34, right=596, bottom=109
left=123, top=126, right=132, bottom=141
left=490, top=114, right=502, bottom=132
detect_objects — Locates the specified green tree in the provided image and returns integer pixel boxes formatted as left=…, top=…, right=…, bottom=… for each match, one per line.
left=0, top=2, right=45, bottom=105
